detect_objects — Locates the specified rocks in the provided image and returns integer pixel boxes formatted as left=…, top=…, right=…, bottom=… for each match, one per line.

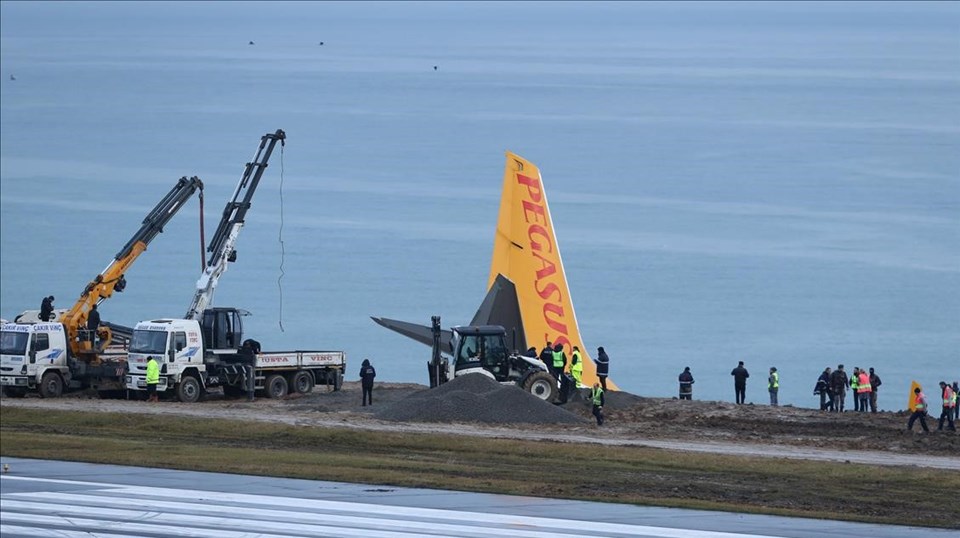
left=375, top=373, right=585, bottom=425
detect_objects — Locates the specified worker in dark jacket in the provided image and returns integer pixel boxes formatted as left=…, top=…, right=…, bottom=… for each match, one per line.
left=678, top=367, right=694, bottom=400
left=595, top=346, right=610, bottom=390
left=552, top=343, right=568, bottom=403
left=539, top=342, right=554, bottom=373
left=829, top=364, right=849, bottom=412
left=815, top=367, right=832, bottom=411
left=86, top=304, right=101, bottom=345
left=39, top=296, right=55, bottom=322
left=359, top=359, right=376, bottom=406
left=868, top=367, right=882, bottom=413
left=731, top=361, right=749, bottom=404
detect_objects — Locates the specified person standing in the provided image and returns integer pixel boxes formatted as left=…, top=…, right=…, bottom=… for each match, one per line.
left=868, top=367, right=882, bottom=413
left=907, top=387, right=930, bottom=433
left=830, top=365, right=849, bottom=412
left=39, top=296, right=55, bottom=322
left=849, top=367, right=860, bottom=412
left=86, top=304, right=101, bottom=346
left=857, top=368, right=871, bottom=413
left=359, top=359, right=376, bottom=406
left=768, top=367, right=779, bottom=406
left=591, top=381, right=605, bottom=426
left=595, top=347, right=610, bottom=391
left=815, top=367, right=832, bottom=411
left=953, top=382, right=960, bottom=422
left=937, top=381, right=956, bottom=431
left=552, top=343, right=569, bottom=403
left=731, top=361, right=749, bottom=404
left=539, top=342, right=554, bottom=376
left=678, top=367, right=694, bottom=400
left=145, top=356, right=160, bottom=403
left=569, top=346, right=583, bottom=388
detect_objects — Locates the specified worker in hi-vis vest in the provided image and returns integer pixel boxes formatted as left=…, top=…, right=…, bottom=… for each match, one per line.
left=768, top=367, right=779, bottom=407
left=591, top=382, right=605, bottom=426
left=907, top=387, right=930, bottom=432
left=570, top=346, right=583, bottom=388
left=145, top=356, right=160, bottom=403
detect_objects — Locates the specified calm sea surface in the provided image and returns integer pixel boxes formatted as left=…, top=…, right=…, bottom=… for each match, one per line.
left=1, top=2, right=958, bottom=408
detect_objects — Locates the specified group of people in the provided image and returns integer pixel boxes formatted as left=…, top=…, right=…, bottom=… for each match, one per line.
left=814, top=364, right=881, bottom=413
left=534, top=341, right=609, bottom=424
left=907, top=382, right=958, bottom=433
left=681, top=362, right=781, bottom=406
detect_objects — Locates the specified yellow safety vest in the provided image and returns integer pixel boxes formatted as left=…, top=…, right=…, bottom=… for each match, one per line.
left=571, top=352, right=583, bottom=385
left=768, top=372, right=779, bottom=389
left=591, top=386, right=604, bottom=406
left=552, top=350, right=564, bottom=368
left=145, top=359, right=160, bottom=385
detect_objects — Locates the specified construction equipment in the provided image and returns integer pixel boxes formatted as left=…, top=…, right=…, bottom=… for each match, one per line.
left=427, top=316, right=564, bottom=402
left=184, top=129, right=285, bottom=321
left=125, top=130, right=346, bottom=402
left=1, top=176, right=204, bottom=397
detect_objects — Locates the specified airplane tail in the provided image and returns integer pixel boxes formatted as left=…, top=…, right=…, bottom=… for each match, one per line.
left=373, top=152, right=616, bottom=389
left=490, top=152, right=615, bottom=389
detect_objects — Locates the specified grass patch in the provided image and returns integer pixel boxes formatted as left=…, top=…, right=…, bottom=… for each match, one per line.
left=2, top=407, right=957, bottom=528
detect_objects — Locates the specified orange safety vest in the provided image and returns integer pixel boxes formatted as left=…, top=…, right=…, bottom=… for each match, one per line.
left=915, top=393, right=927, bottom=410
left=857, top=372, right=871, bottom=394
left=944, top=387, right=956, bottom=408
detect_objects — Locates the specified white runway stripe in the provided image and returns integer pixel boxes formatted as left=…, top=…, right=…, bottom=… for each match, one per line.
left=0, top=475, right=785, bottom=538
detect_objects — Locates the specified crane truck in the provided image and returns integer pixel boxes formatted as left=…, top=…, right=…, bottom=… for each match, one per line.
left=124, top=130, right=346, bottom=402
left=0, top=176, right=205, bottom=398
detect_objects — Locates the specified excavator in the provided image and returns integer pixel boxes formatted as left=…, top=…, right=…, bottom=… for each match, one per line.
left=1, top=176, right=204, bottom=397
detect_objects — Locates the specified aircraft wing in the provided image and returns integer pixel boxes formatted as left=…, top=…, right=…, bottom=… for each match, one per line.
left=370, top=317, right=454, bottom=355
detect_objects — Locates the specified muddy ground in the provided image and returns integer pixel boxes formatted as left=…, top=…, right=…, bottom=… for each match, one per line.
left=3, top=381, right=957, bottom=463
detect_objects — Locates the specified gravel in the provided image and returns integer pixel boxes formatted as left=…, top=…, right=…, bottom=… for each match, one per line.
left=375, top=373, right=586, bottom=424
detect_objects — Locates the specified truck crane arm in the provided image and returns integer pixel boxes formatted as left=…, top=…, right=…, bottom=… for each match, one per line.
left=184, top=129, right=285, bottom=320
left=61, top=175, right=205, bottom=358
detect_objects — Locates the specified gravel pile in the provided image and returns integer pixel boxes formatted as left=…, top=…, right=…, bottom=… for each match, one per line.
left=375, top=373, right=585, bottom=425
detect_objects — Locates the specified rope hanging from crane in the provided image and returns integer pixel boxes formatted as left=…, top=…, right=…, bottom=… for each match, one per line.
left=277, top=140, right=286, bottom=332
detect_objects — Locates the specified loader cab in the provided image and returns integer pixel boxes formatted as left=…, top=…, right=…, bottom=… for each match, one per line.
left=451, top=325, right=510, bottom=381
left=201, top=307, right=248, bottom=352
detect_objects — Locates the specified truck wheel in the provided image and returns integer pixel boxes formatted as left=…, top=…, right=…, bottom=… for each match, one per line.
left=292, top=371, right=314, bottom=394
left=2, top=386, right=27, bottom=398
left=39, top=372, right=64, bottom=399
left=176, top=376, right=202, bottom=403
left=333, top=371, right=343, bottom=392
left=523, top=371, right=556, bottom=402
left=265, top=374, right=288, bottom=399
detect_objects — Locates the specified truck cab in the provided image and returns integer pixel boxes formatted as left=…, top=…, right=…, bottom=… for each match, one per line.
left=126, top=318, right=208, bottom=399
left=0, top=321, right=71, bottom=398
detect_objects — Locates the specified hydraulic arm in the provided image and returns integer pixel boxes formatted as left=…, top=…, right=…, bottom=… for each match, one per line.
left=184, top=129, right=286, bottom=320
left=62, top=176, right=204, bottom=358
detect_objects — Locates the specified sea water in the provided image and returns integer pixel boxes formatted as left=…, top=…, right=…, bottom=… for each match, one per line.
left=1, top=1, right=957, bottom=409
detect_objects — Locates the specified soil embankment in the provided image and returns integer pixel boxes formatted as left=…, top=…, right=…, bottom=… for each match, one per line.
left=2, top=377, right=957, bottom=467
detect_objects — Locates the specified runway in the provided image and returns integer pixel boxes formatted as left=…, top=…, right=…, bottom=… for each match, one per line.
left=0, top=458, right=948, bottom=537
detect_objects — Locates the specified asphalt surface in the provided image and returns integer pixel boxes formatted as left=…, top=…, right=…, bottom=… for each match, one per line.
left=0, top=457, right=950, bottom=537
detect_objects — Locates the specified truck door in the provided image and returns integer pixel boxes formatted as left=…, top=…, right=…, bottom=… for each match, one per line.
left=169, top=331, right=187, bottom=363
left=30, top=332, right=50, bottom=364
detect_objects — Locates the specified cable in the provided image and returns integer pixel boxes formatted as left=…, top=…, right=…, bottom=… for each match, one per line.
left=277, top=141, right=286, bottom=332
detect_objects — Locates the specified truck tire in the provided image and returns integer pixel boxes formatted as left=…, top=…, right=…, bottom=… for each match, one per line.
left=523, top=371, right=556, bottom=402
left=2, top=386, right=27, bottom=398
left=176, top=376, right=202, bottom=403
left=39, top=372, right=64, bottom=399
left=291, top=371, right=314, bottom=394
left=333, top=370, right=343, bottom=391
left=265, top=374, right=288, bottom=399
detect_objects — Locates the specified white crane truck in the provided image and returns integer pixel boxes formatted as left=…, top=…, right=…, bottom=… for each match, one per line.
left=124, top=130, right=346, bottom=402
left=0, top=176, right=205, bottom=398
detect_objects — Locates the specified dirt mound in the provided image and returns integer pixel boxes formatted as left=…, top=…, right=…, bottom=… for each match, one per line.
left=375, top=373, right=586, bottom=425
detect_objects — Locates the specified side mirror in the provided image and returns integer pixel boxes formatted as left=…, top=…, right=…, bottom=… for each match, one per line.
left=29, top=350, right=36, bottom=364
left=176, top=342, right=184, bottom=352
left=168, top=349, right=176, bottom=362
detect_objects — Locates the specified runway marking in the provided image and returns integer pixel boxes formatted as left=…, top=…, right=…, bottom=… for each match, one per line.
left=1, top=475, right=786, bottom=538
